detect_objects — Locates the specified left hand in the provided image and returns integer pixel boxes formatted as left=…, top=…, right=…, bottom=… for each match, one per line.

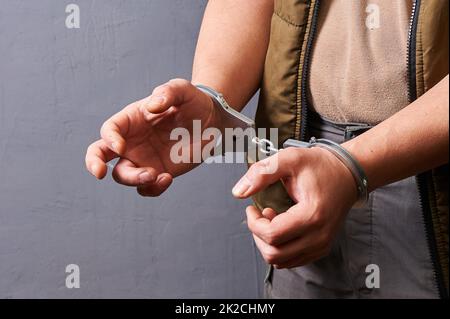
left=85, top=79, right=219, bottom=197
left=232, top=147, right=358, bottom=269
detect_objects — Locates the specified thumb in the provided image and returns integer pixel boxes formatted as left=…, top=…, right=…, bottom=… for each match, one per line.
left=140, top=79, right=198, bottom=115
left=232, top=150, right=291, bottom=199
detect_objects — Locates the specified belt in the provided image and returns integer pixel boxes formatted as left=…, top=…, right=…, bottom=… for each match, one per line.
left=308, top=111, right=374, bottom=142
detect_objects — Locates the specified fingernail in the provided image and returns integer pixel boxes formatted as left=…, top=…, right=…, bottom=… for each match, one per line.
left=111, top=142, right=117, bottom=151
left=139, top=171, right=154, bottom=184
left=232, top=177, right=251, bottom=197
left=150, top=95, right=166, bottom=105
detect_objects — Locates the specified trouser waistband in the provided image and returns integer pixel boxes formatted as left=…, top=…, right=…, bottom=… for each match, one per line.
left=307, top=111, right=374, bottom=143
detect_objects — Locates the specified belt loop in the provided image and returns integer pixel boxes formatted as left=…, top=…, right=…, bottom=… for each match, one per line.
left=344, top=128, right=355, bottom=141
left=344, top=125, right=372, bottom=141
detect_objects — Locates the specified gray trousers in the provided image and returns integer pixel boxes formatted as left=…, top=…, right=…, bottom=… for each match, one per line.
left=264, top=114, right=439, bottom=299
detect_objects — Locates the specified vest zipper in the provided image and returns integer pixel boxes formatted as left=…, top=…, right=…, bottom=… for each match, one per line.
left=299, top=0, right=321, bottom=141
left=407, top=0, right=419, bottom=102
left=407, top=0, right=447, bottom=299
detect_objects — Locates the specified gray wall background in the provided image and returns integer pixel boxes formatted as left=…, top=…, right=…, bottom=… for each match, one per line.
left=0, top=0, right=266, bottom=298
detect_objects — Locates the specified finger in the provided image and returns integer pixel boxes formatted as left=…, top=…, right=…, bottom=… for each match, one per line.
left=253, top=234, right=284, bottom=265
left=253, top=229, right=323, bottom=265
left=136, top=173, right=173, bottom=197
left=141, top=79, right=198, bottom=115
left=111, top=159, right=158, bottom=186
left=232, top=149, right=293, bottom=198
left=274, top=250, right=325, bottom=269
left=261, top=207, right=277, bottom=221
left=85, top=139, right=119, bottom=179
left=100, top=112, right=129, bottom=156
left=246, top=204, right=309, bottom=246
left=245, top=205, right=272, bottom=233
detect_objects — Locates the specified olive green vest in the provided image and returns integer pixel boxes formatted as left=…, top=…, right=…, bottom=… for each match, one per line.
left=255, top=0, right=448, bottom=298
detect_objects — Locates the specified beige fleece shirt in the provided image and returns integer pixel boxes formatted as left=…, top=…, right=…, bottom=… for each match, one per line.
left=309, top=0, right=413, bottom=125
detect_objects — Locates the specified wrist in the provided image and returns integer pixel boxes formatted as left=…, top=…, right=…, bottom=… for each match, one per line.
left=199, top=89, right=223, bottom=130
left=309, top=138, right=369, bottom=207
left=195, top=84, right=255, bottom=132
left=315, top=147, right=359, bottom=207
left=341, top=138, right=377, bottom=193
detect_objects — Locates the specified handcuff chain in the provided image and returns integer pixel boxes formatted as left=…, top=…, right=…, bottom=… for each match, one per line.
left=251, top=137, right=280, bottom=155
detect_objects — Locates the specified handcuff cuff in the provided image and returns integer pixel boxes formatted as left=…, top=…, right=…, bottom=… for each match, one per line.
left=196, top=84, right=369, bottom=208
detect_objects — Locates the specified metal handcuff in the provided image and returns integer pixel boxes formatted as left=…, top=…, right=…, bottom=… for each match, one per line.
left=196, top=85, right=369, bottom=207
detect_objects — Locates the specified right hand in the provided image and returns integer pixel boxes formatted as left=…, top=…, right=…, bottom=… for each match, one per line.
left=85, top=79, right=219, bottom=196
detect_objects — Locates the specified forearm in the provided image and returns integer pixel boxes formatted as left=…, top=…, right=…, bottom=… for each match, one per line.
left=192, top=0, right=273, bottom=111
left=344, top=75, right=449, bottom=192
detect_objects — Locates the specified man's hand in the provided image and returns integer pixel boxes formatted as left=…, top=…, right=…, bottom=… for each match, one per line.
left=85, top=79, right=218, bottom=196
left=232, top=147, right=358, bottom=268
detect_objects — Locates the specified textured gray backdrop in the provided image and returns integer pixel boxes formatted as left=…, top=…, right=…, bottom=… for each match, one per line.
left=0, top=0, right=265, bottom=298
